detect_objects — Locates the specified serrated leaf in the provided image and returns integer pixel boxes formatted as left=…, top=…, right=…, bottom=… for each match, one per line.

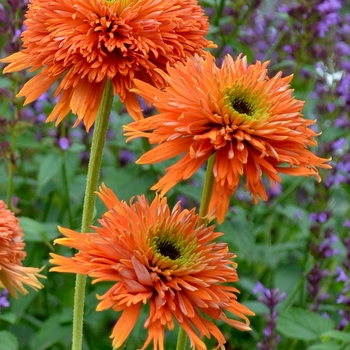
left=0, top=331, right=19, bottom=350
left=277, top=308, right=335, bottom=341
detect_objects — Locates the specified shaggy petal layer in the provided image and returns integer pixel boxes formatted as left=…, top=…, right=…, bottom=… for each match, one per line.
left=124, top=52, right=331, bottom=223
left=50, top=184, right=253, bottom=350
left=1, top=0, right=213, bottom=130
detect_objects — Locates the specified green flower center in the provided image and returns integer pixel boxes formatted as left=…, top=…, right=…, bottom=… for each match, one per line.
left=148, top=226, right=201, bottom=271
left=223, top=84, right=269, bottom=123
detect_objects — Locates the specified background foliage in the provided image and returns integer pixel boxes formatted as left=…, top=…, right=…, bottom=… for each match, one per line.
left=1, top=0, right=350, bottom=349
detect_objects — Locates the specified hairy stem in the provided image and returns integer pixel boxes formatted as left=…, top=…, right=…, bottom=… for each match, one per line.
left=71, top=80, right=114, bottom=350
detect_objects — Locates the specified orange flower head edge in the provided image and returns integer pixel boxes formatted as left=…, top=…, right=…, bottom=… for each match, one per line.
left=1, top=0, right=214, bottom=131
left=124, top=52, right=332, bottom=223
left=50, top=184, right=254, bottom=350
left=0, top=200, right=45, bottom=298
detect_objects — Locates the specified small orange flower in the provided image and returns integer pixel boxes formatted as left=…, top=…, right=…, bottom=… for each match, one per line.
left=1, top=0, right=213, bottom=131
left=0, top=200, right=45, bottom=297
left=50, top=184, right=254, bottom=350
left=124, top=52, right=331, bottom=223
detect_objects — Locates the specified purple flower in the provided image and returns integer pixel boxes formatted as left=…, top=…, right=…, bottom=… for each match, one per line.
left=335, top=41, right=350, bottom=56
left=343, top=219, right=350, bottom=229
left=307, top=263, right=330, bottom=310
left=318, top=234, right=340, bottom=258
left=0, top=289, right=10, bottom=312
left=254, top=282, right=286, bottom=350
left=316, top=0, right=341, bottom=15
left=309, top=212, right=318, bottom=222
left=58, top=137, right=70, bottom=151
left=119, top=149, right=136, bottom=167
left=332, top=137, right=348, bottom=152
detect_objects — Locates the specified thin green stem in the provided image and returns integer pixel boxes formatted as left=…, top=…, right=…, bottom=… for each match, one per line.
left=61, top=154, right=74, bottom=228
left=71, top=79, right=114, bottom=350
left=198, top=154, right=216, bottom=226
left=6, top=74, right=20, bottom=209
left=175, top=154, right=216, bottom=350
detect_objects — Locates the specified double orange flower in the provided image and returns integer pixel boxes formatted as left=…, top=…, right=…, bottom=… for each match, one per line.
left=1, top=0, right=213, bottom=130
left=50, top=184, right=253, bottom=350
left=0, top=200, right=44, bottom=297
left=125, top=52, right=331, bottom=222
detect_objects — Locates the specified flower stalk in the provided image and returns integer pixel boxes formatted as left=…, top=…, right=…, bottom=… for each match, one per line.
left=72, top=79, right=114, bottom=350
left=176, top=153, right=216, bottom=350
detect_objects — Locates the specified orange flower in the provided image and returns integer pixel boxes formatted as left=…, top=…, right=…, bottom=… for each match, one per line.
left=1, top=0, right=213, bottom=131
left=0, top=200, right=45, bottom=297
left=50, top=184, right=254, bottom=350
left=124, top=52, right=331, bottom=223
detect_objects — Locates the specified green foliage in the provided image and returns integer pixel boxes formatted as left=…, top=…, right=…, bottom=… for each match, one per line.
left=0, top=331, right=19, bottom=350
left=277, top=308, right=334, bottom=341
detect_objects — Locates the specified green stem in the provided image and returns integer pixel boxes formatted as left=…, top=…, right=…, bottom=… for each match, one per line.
left=71, top=79, right=114, bottom=350
left=61, top=154, right=74, bottom=228
left=6, top=74, right=20, bottom=209
left=176, top=327, right=188, bottom=350
left=198, top=154, right=216, bottom=226
left=175, top=154, right=216, bottom=350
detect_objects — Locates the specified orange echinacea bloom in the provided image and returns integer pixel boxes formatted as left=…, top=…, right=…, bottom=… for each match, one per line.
left=1, top=0, right=213, bottom=131
left=124, top=52, right=331, bottom=223
left=50, top=184, right=254, bottom=350
left=0, top=200, right=45, bottom=297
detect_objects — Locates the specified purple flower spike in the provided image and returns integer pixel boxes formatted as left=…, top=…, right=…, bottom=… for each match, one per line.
left=254, top=282, right=286, bottom=350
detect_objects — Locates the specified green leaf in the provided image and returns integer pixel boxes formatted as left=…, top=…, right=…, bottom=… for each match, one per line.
left=37, top=153, right=62, bottom=195
left=277, top=308, right=335, bottom=341
left=307, top=344, right=340, bottom=350
left=31, top=315, right=71, bottom=350
left=0, top=331, right=19, bottom=350
left=0, top=312, right=17, bottom=324
left=102, top=166, right=155, bottom=201
left=218, top=207, right=255, bottom=257
left=19, top=217, right=53, bottom=249
left=321, top=329, right=350, bottom=343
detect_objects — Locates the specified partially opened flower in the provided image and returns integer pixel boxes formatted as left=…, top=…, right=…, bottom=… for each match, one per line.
left=124, top=52, right=331, bottom=223
left=1, top=0, right=213, bottom=131
left=0, top=200, right=45, bottom=297
left=50, top=184, right=253, bottom=350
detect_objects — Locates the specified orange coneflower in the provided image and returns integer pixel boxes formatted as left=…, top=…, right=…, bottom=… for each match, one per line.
left=0, top=200, right=44, bottom=297
left=1, top=0, right=213, bottom=131
left=50, top=184, right=254, bottom=350
left=124, top=52, right=331, bottom=223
